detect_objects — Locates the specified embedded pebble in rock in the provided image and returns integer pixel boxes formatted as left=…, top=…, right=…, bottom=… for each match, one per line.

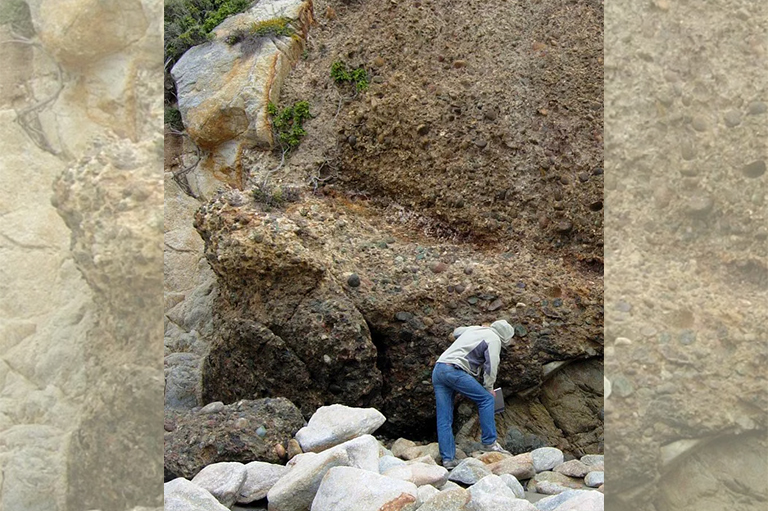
left=553, top=460, right=590, bottom=478
left=490, top=453, right=536, bottom=480
left=604, top=377, right=612, bottom=400
left=527, top=471, right=586, bottom=495
left=531, top=447, right=564, bottom=472
left=614, top=337, right=632, bottom=346
left=396, top=311, right=415, bottom=322
left=287, top=439, right=303, bottom=460
left=448, top=458, right=492, bottom=485
left=200, top=401, right=225, bottom=414
left=683, top=193, right=715, bottom=216
left=310, top=466, right=418, bottom=511
left=430, top=261, right=449, bottom=273
left=295, top=404, right=386, bottom=453
left=417, top=488, right=469, bottom=510
left=584, top=471, right=604, bottom=488
left=383, top=462, right=449, bottom=487
left=611, top=375, right=634, bottom=397
left=191, top=462, right=247, bottom=508
left=748, top=101, right=767, bottom=115
left=499, top=473, right=525, bottom=498
left=238, top=461, right=288, bottom=503
left=468, top=474, right=529, bottom=510
left=723, top=110, right=742, bottom=127
left=164, top=478, right=230, bottom=511
left=691, top=115, right=709, bottom=132
left=742, top=160, right=766, bottom=179
left=681, top=140, right=697, bottom=160
left=476, top=452, right=507, bottom=465
left=347, top=274, right=360, bottom=287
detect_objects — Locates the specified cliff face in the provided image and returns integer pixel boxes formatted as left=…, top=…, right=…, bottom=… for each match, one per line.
left=165, top=0, right=604, bottom=463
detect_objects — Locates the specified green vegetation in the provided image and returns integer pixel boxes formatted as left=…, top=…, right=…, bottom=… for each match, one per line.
left=164, top=106, right=184, bottom=131
left=252, top=183, right=301, bottom=209
left=268, top=101, right=311, bottom=150
left=225, top=17, right=295, bottom=46
left=330, top=60, right=369, bottom=92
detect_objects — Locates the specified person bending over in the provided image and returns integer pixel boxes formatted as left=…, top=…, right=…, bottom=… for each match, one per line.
left=432, top=319, right=514, bottom=469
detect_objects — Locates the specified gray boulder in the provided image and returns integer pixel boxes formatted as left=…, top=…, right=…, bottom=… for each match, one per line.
left=295, top=404, right=386, bottom=453
left=238, top=461, right=288, bottom=503
left=164, top=478, right=229, bottom=511
left=467, top=474, right=535, bottom=510
left=531, top=447, right=564, bottom=473
left=310, top=466, right=419, bottom=511
left=448, top=458, right=492, bottom=485
left=190, top=462, right=247, bottom=508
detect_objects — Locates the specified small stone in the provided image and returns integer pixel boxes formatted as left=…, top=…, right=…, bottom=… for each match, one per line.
left=614, top=337, right=632, bottom=346
left=255, top=425, right=267, bottom=437
left=430, top=262, right=448, bottom=273
left=742, top=160, right=766, bottom=179
left=679, top=329, right=696, bottom=345
left=555, top=221, right=573, bottom=233
left=454, top=284, right=466, bottom=294
left=691, top=115, right=709, bottom=132
left=287, top=439, right=302, bottom=460
left=453, top=60, right=466, bottom=68
left=747, top=101, right=767, bottom=115
left=584, top=471, right=604, bottom=487
left=372, top=56, right=385, bottom=67
left=475, top=139, right=488, bottom=148
left=417, top=124, right=430, bottom=136
left=684, top=193, right=715, bottom=216
left=681, top=140, right=697, bottom=161
left=464, top=266, right=474, bottom=275
left=274, top=443, right=286, bottom=459
left=488, top=298, right=504, bottom=311
left=347, top=135, right=357, bottom=147
left=723, top=110, right=742, bottom=127
left=467, top=297, right=479, bottom=305
left=612, top=375, right=634, bottom=397
left=200, top=402, right=225, bottom=414
left=347, top=274, right=361, bottom=287
left=578, top=172, right=590, bottom=183
left=396, top=311, right=414, bottom=322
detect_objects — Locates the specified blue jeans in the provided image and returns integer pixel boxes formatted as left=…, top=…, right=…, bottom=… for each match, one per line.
left=432, top=362, right=497, bottom=461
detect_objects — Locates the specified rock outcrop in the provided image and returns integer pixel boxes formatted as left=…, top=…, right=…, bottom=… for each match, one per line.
left=192, top=191, right=603, bottom=452
left=171, top=0, right=314, bottom=180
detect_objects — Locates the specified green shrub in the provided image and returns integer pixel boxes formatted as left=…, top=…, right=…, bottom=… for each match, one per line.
left=225, top=17, right=295, bottom=46
left=330, top=60, right=369, bottom=92
left=252, top=183, right=300, bottom=209
left=164, top=106, right=184, bottom=131
left=268, top=101, right=311, bottom=150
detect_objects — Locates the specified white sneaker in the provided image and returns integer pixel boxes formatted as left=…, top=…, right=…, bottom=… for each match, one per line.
left=481, top=441, right=510, bottom=455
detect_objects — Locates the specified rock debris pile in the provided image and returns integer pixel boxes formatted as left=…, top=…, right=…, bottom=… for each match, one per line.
left=165, top=403, right=604, bottom=511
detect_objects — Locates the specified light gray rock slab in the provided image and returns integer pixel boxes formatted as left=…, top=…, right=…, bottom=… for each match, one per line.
left=295, top=404, right=386, bottom=453
left=448, top=457, right=492, bottom=485
left=379, top=454, right=407, bottom=474
left=531, top=448, right=564, bottom=473
left=584, top=471, right=604, bottom=488
left=191, top=462, right=247, bottom=508
left=579, top=455, right=603, bottom=468
left=418, top=484, right=441, bottom=504
left=550, top=490, right=603, bottom=510
left=267, top=448, right=350, bottom=511
left=383, top=462, right=449, bottom=487
left=499, top=473, right=525, bottom=499
left=238, top=461, right=288, bottom=503
left=535, top=490, right=595, bottom=511
left=416, top=488, right=470, bottom=511
left=468, top=474, right=535, bottom=510
left=553, top=460, right=590, bottom=478
left=164, top=478, right=230, bottom=511
left=310, top=466, right=419, bottom=511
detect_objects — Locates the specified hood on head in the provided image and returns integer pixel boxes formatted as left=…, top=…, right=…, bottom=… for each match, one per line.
left=490, top=320, right=514, bottom=347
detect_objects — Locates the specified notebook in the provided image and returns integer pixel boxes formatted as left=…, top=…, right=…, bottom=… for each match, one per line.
left=494, top=387, right=504, bottom=414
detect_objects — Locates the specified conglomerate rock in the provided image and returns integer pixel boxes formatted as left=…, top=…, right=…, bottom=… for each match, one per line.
left=193, top=190, right=603, bottom=451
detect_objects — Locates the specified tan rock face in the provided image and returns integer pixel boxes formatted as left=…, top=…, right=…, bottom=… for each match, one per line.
left=28, top=0, right=148, bottom=67
left=171, top=0, right=314, bottom=174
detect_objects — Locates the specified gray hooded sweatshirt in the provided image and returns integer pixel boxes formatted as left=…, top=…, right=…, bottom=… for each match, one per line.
left=436, top=320, right=515, bottom=391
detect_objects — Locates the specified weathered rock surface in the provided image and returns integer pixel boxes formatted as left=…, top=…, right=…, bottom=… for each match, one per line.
left=583, top=471, right=603, bottom=488
left=527, top=472, right=586, bottom=495
left=164, top=478, right=229, bottom=511
left=499, top=474, right=526, bottom=499
left=295, top=404, right=386, bottom=452
left=383, top=462, right=449, bottom=487
left=536, top=489, right=603, bottom=511
left=238, top=461, right=288, bottom=503
left=448, top=458, right=492, bottom=485
left=190, top=462, right=247, bottom=508
left=310, top=466, right=419, bottom=511
left=417, top=488, right=470, bottom=511
left=164, top=398, right=305, bottom=479
left=531, top=447, right=565, bottom=472
left=171, top=0, right=314, bottom=176
left=468, top=474, right=534, bottom=511
left=490, top=453, right=536, bottom=480
left=553, top=460, right=590, bottom=478
left=193, top=193, right=603, bottom=446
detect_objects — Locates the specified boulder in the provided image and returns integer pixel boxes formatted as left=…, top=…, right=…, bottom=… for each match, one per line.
left=499, top=474, right=525, bottom=499
left=295, top=404, right=386, bottom=453
left=383, top=462, right=449, bottom=487
left=407, top=455, right=438, bottom=466
left=171, top=0, right=314, bottom=175
left=401, top=442, right=441, bottom=461
left=164, top=478, right=229, bottom=511
left=310, top=466, right=419, bottom=511
left=266, top=435, right=381, bottom=511
left=579, top=455, right=603, bottom=471
left=380, top=455, right=407, bottom=473
left=548, top=490, right=603, bottom=510
left=531, top=448, right=564, bottom=473
left=467, top=474, right=534, bottom=510
left=238, top=461, right=288, bottom=503
left=164, top=352, right=202, bottom=409
left=164, top=398, right=305, bottom=478
left=584, top=471, right=604, bottom=488
left=448, top=458, right=492, bottom=485
left=416, top=488, right=470, bottom=511
left=490, top=453, right=536, bottom=480
left=418, top=484, right=441, bottom=504
left=527, top=472, right=585, bottom=495
left=553, top=460, right=590, bottom=478
left=535, top=490, right=597, bottom=511
left=191, top=462, right=247, bottom=508
left=391, top=438, right=418, bottom=458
